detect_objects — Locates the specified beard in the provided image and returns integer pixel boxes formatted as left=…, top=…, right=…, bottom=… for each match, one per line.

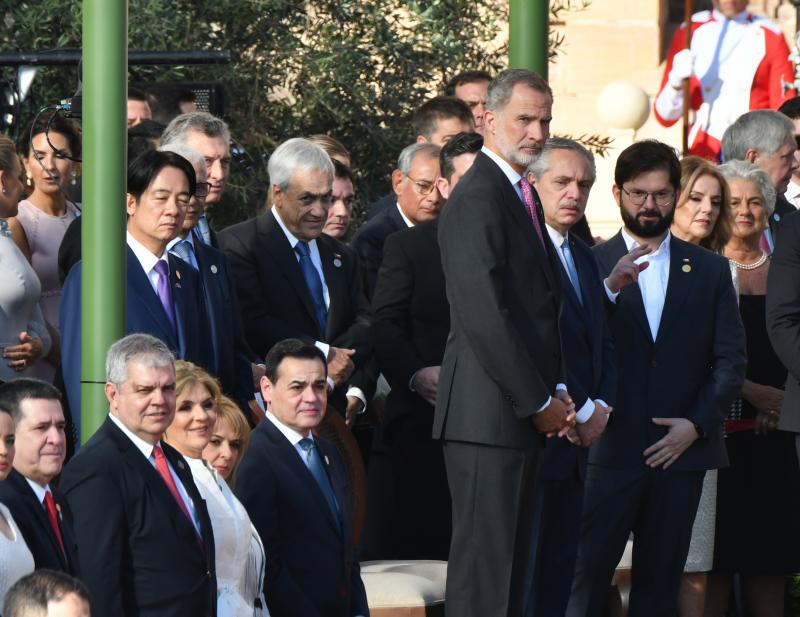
left=494, top=130, right=543, bottom=169
left=620, top=204, right=674, bottom=238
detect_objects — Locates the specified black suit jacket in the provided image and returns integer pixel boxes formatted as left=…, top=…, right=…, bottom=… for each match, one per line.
left=61, top=418, right=216, bottom=617
left=769, top=193, right=795, bottom=245
left=540, top=232, right=616, bottom=482
left=235, top=419, right=369, bottom=617
left=434, top=151, right=565, bottom=449
left=351, top=201, right=407, bottom=299
left=0, top=469, right=79, bottom=575
left=372, top=219, right=449, bottom=436
left=591, top=232, right=745, bottom=471
left=366, top=191, right=394, bottom=221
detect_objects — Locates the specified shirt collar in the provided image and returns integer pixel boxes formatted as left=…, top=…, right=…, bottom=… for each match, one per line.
left=272, top=205, right=303, bottom=249
left=545, top=223, right=568, bottom=249
left=786, top=180, right=800, bottom=202
left=266, top=410, right=313, bottom=447
left=166, top=230, right=196, bottom=252
left=481, top=145, right=523, bottom=189
left=621, top=227, right=671, bottom=260
left=396, top=202, right=414, bottom=228
left=109, top=412, right=160, bottom=460
left=127, top=231, right=169, bottom=274
left=24, top=477, right=50, bottom=504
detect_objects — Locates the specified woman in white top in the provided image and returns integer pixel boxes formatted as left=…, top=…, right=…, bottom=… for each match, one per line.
left=0, top=402, right=35, bottom=607
left=166, top=361, right=268, bottom=617
left=0, top=134, right=51, bottom=382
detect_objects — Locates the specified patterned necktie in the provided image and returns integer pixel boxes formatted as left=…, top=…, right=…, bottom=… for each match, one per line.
left=298, top=437, right=340, bottom=527
left=196, top=216, right=212, bottom=246
left=153, top=445, right=203, bottom=548
left=518, top=178, right=546, bottom=250
left=153, top=260, right=177, bottom=332
left=561, top=237, right=583, bottom=305
left=43, top=491, right=66, bottom=558
left=294, top=241, right=328, bottom=334
left=0, top=219, right=10, bottom=238
left=170, top=239, right=196, bottom=269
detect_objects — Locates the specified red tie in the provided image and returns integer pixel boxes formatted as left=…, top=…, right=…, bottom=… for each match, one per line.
left=43, top=491, right=66, bottom=558
left=153, top=445, right=202, bottom=547
left=518, top=178, right=547, bottom=250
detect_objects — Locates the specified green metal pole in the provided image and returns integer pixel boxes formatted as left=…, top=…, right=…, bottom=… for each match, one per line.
left=509, top=0, right=549, bottom=79
left=81, top=0, right=127, bottom=442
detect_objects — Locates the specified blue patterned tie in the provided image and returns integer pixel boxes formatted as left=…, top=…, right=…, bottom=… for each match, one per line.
left=561, top=237, right=583, bottom=305
left=170, top=239, right=196, bottom=269
left=0, top=219, right=10, bottom=238
left=294, top=241, right=327, bottom=334
left=298, top=438, right=340, bottom=527
left=196, top=216, right=212, bottom=245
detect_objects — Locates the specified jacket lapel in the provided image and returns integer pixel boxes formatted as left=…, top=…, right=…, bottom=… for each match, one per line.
left=318, top=237, right=345, bottom=341
left=168, top=254, right=189, bottom=359
left=126, top=247, right=178, bottom=349
left=10, top=470, right=68, bottom=569
left=655, top=237, right=695, bottom=345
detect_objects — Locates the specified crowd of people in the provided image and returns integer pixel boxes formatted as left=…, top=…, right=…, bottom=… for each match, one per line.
left=4, top=1, right=800, bottom=616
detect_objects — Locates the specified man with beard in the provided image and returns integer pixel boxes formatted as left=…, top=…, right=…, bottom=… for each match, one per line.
left=565, top=140, right=746, bottom=617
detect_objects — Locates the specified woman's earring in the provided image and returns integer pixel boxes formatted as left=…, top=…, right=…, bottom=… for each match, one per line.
left=69, top=170, right=78, bottom=186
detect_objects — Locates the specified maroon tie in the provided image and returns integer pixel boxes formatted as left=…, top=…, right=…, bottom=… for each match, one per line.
left=518, top=178, right=546, bottom=250
left=43, top=491, right=66, bottom=558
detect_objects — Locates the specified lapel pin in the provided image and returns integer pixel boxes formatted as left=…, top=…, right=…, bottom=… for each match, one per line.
left=333, top=254, right=342, bottom=268
left=56, top=503, right=62, bottom=521
left=176, top=270, right=181, bottom=280
left=324, top=455, right=330, bottom=465
left=775, top=213, right=781, bottom=222
left=175, top=282, right=182, bottom=289
left=177, top=460, right=185, bottom=470
left=682, top=258, right=691, bottom=273
left=210, top=264, right=218, bottom=274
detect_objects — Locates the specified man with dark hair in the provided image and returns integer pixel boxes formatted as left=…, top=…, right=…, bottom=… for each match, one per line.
left=435, top=67, right=574, bottom=616
left=322, top=159, right=357, bottom=240
left=127, top=87, right=152, bottom=127
left=61, top=333, right=217, bottom=617
left=778, top=96, right=800, bottom=209
left=236, top=338, right=369, bottom=617
left=4, top=569, right=91, bottom=617
left=444, top=70, right=492, bottom=134
left=566, top=140, right=746, bottom=616
left=362, top=131, right=482, bottom=561
left=0, top=379, right=79, bottom=576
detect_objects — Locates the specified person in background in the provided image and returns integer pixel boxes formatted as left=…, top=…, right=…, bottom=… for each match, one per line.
left=309, top=134, right=351, bottom=167
left=127, top=87, right=152, bottom=127
left=4, top=570, right=91, bottom=617
left=444, top=70, right=492, bottom=135
left=203, top=394, right=252, bottom=487
left=322, top=160, right=357, bottom=241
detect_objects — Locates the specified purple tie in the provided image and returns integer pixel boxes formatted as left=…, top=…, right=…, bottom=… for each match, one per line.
left=154, top=259, right=177, bottom=332
left=518, top=178, right=546, bottom=250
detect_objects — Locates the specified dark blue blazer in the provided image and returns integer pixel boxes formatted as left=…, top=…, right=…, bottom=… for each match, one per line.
left=236, top=419, right=369, bottom=617
left=351, top=200, right=406, bottom=299
left=0, top=469, right=80, bottom=576
left=60, top=246, right=209, bottom=426
left=540, top=232, right=616, bottom=481
left=590, top=232, right=745, bottom=471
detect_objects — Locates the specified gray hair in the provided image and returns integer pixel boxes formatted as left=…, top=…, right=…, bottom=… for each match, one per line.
left=397, top=143, right=441, bottom=175
left=106, top=333, right=175, bottom=388
left=484, top=68, right=552, bottom=112
left=158, top=143, right=206, bottom=178
left=721, top=110, right=794, bottom=160
left=267, top=137, right=334, bottom=191
left=160, top=111, right=230, bottom=147
left=527, top=137, right=596, bottom=182
left=718, top=159, right=777, bottom=215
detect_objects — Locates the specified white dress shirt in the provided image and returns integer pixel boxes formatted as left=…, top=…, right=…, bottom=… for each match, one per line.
left=785, top=179, right=800, bottom=210
left=24, top=478, right=51, bottom=509
left=396, top=202, right=414, bottom=228
left=127, top=231, right=170, bottom=295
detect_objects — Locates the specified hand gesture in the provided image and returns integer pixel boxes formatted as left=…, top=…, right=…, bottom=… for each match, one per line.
left=643, top=417, right=699, bottom=469
left=605, top=245, right=652, bottom=294
left=668, top=49, right=695, bottom=89
left=533, top=394, right=576, bottom=437
left=327, top=347, right=355, bottom=386
left=576, top=401, right=612, bottom=447
left=345, top=395, right=365, bottom=426
left=3, top=331, right=44, bottom=372
left=412, top=366, right=440, bottom=406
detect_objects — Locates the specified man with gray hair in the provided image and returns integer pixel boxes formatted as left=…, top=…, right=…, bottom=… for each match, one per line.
left=60, top=333, right=216, bottom=617
left=352, top=142, right=443, bottom=299
left=219, top=138, right=371, bottom=418
left=721, top=109, right=799, bottom=250
left=161, top=111, right=233, bottom=246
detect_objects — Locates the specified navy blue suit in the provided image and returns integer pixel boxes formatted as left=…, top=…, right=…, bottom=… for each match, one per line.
left=536, top=231, right=616, bottom=617
left=351, top=200, right=406, bottom=299
left=60, top=246, right=210, bottom=428
left=235, top=419, right=369, bottom=617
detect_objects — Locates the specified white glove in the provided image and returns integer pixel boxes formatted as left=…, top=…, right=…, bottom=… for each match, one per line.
left=668, top=49, right=695, bottom=89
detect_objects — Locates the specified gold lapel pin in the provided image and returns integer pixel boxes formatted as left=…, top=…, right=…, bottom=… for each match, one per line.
left=175, top=270, right=182, bottom=280
left=682, top=258, right=691, bottom=273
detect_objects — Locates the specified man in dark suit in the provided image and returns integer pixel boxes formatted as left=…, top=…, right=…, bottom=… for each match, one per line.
left=362, top=131, right=482, bottom=560
left=0, top=379, right=79, bottom=575
left=525, top=138, right=617, bottom=616
left=435, top=69, right=576, bottom=617
left=59, top=150, right=209, bottom=429
left=721, top=109, right=798, bottom=250
left=566, top=140, right=746, bottom=617
left=236, top=338, right=369, bottom=617
left=219, top=138, right=371, bottom=420
left=352, top=142, right=443, bottom=299
left=61, top=333, right=216, bottom=617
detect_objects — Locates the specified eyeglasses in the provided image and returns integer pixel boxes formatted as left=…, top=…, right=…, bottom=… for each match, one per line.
left=194, top=182, right=210, bottom=199
left=620, top=186, right=674, bottom=207
left=405, top=174, right=438, bottom=196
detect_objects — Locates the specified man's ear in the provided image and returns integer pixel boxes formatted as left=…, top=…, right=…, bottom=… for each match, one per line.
left=436, top=176, right=451, bottom=200
left=744, top=148, right=759, bottom=164
left=415, top=134, right=429, bottom=144
left=391, top=169, right=405, bottom=196
left=126, top=193, right=137, bottom=217
left=260, top=375, right=273, bottom=408
left=611, top=184, right=621, bottom=205
left=527, top=172, right=537, bottom=187
left=271, top=185, right=282, bottom=209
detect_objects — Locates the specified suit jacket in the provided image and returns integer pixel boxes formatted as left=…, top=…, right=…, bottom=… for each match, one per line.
left=540, top=232, right=616, bottom=482
left=366, top=191, right=394, bottom=221
left=767, top=209, right=800, bottom=432
left=60, top=417, right=217, bottom=617
left=372, top=219, right=449, bottom=437
left=235, top=419, right=369, bottom=617
left=434, top=151, right=565, bottom=449
left=57, top=215, right=81, bottom=284
left=59, top=246, right=210, bottom=419
left=591, top=232, right=746, bottom=471
left=0, top=469, right=80, bottom=575
left=351, top=201, right=407, bottom=299
left=769, top=193, right=795, bottom=245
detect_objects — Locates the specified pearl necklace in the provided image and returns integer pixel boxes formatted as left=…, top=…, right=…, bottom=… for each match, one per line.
left=730, top=252, right=768, bottom=271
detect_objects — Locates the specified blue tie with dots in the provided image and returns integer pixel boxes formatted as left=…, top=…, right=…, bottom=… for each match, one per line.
left=294, top=241, right=327, bottom=335
left=298, top=437, right=340, bottom=528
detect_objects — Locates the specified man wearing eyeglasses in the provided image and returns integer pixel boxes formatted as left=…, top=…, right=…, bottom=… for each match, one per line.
left=565, top=140, right=746, bottom=617
left=351, top=142, right=443, bottom=299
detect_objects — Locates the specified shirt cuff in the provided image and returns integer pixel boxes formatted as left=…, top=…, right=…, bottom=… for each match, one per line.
left=556, top=383, right=566, bottom=392
left=326, top=377, right=335, bottom=391
left=315, top=340, right=330, bottom=358
left=603, top=280, right=620, bottom=303
left=575, top=398, right=596, bottom=424
left=346, top=386, right=367, bottom=413
left=535, top=396, right=551, bottom=413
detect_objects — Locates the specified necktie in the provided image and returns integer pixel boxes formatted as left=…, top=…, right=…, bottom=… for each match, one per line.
left=0, top=219, right=10, bottom=238
left=196, top=216, right=212, bottom=246
left=153, top=445, right=203, bottom=547
left=170, top=239, right=196, bottom=269
left=294, top=242, right=328, bottom=334
left=298, top=437, right=340, bottom=527
left=153, top=260, right=177, bottom=332
left=518, top=178, right=546, bottom=250
left=43, top=491, right=66, bottom=558
left=560, top=237, right=583, bottom=305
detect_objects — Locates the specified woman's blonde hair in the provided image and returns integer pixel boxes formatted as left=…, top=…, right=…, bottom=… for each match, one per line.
left=213, top=395, right=251, bottom=486
left=175, top=360, right=222, bottom=402
left=677, top=156, right=732, bottom=255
